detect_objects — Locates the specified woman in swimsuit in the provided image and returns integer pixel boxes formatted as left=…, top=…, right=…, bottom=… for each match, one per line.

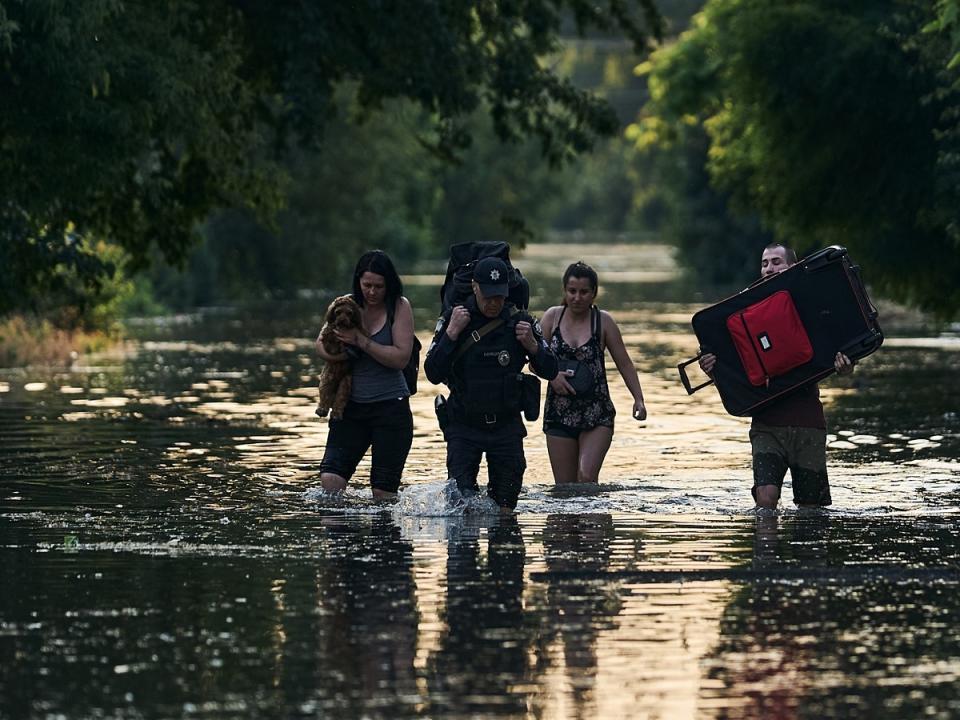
left=540, top=261, right=647, bottom=484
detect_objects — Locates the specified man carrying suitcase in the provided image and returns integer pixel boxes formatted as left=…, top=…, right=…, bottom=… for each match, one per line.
left=699, top=243, right=855, bottom=508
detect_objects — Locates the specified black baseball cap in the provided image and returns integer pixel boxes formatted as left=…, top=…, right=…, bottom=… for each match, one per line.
left=473, top=257, right=510, bottom=297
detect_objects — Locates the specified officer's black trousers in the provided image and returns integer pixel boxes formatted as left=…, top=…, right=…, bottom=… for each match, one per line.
left=445, top=423, right=526, bottom=510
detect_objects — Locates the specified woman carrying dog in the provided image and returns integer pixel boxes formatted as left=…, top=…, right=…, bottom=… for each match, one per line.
left=316, top=250, right=415, bottom=499
left=540, top=261, right=647, bottom=484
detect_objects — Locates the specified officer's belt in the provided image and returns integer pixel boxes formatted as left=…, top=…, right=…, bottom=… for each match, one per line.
left=450, top=307, right=521, bottom=365
left=459, top=410, right=516, bottom=428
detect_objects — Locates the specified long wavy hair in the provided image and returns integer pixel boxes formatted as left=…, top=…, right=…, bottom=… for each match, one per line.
left=351, top=250, right=404, bottom=309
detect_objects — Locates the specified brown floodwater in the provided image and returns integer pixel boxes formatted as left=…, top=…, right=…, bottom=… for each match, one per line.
left=1, top=242, right=959, bottom=719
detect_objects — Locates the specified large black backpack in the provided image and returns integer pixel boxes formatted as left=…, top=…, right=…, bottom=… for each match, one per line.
left=439, top=241, right=530, bottom=313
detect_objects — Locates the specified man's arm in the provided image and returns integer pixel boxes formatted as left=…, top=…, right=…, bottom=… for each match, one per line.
left=518, top=313, right=558, bottom=380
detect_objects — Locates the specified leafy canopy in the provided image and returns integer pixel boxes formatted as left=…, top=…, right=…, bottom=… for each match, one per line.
left=640, top=0, right=960, bottom=316
left=0, top=0, right=660, bottom=320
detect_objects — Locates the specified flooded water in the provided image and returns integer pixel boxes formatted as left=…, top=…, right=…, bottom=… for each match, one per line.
left=2, top=242, right=959, bottom=718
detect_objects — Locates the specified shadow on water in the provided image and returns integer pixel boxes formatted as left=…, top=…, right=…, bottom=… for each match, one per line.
left=701, top=513, right=960, bottom=719
left=2, top=242, right=959, bottom=717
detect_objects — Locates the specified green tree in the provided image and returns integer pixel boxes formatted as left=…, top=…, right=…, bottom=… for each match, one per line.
left=0, top=1, right=280, bottom=320
left=0, top=0, right=661, bottom=322
left=633, top=125, right=771, bottom=286
left=185, top=97, right=443, bottom=305
left=639, top=0, right=960, bottom=316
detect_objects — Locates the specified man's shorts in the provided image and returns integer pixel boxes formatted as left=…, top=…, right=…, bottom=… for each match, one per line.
left=749, top=421, right=831, bottom=506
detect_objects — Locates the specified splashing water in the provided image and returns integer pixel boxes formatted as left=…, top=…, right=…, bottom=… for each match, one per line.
left=394, top=477, right=500, bottom=517
left=392, top=478, right=505, bottom=543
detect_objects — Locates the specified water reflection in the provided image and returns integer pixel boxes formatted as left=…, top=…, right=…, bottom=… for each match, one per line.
left=701, top=513, right=960, bottom=719
left=425, top=515, right=530, bottom=716
left=307, top=515, right=419, bottom=716
left=535, top=514, right=622, bottom=715
left=2, top=241, right=959, bottom=718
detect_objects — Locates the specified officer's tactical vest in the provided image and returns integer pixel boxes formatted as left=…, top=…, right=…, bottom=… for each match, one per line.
left=450, top=311, right=529, bottom=418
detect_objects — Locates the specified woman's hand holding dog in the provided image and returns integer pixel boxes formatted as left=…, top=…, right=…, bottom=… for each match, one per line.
left=334, top=327, right=367, bottom=350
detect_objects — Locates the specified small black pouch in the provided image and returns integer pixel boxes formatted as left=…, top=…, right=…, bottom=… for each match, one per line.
left=558, top=358, right=594, bottom=398
left=520, top=373, right=541, bottom=421
left=434, top=394, right=449, bottom=431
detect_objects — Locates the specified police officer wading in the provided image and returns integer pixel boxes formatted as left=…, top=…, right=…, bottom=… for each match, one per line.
left=425, top=257, right=559, bottom=511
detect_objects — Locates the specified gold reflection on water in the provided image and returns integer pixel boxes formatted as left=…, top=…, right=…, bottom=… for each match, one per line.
left=410, top=541, right=449, bottom=675
left=401, top=520, right=736, bottom=718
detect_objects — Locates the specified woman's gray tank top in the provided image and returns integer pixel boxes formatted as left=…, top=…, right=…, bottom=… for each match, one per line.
left=350, top=321, right=410, bottom=402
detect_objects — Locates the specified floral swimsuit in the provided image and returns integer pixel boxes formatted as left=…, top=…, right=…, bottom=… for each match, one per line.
left=543, top=305, right=616, bottom=433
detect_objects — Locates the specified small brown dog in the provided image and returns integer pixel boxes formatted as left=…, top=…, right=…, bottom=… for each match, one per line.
left=316, top=294, right=366, bottom=419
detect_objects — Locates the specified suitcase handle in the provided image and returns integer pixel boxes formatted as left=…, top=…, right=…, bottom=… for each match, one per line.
left=678, top=354, right=715, bottom=395
left=848, top=263, right=879, bottom=320
left=839, top=329, right=884, bottom=359
left=802, top=245, right=847, bottom=272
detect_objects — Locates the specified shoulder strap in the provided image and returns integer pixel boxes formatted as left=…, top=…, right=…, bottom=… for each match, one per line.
left=591, top=305, right=601, bottom=341
left=450, top=307, right=520, bottom=365
left=546, top=305, right=565, bottom=342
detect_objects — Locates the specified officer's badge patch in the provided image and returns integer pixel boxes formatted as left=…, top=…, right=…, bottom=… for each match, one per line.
left=497, top=350, right=511, bottom=366
left=533, top=319, right=542, bottom=336
left=490, top=269, right=500, bottom=281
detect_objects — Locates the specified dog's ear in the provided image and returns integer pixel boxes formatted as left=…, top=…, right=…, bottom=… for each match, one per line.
left=325, top=302, right=338, bottom=323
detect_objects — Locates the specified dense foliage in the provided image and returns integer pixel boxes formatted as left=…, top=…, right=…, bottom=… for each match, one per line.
left=639, top=0, right=960, bottom=316
left=123, top=27, right=669, bottom=309
left=0, top=0, right=661, bottom=322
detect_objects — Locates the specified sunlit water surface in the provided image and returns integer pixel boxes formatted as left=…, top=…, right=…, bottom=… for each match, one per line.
left=2, top=243, right=959, bottom=718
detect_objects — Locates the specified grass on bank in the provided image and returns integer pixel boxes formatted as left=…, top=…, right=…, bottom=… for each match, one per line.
left=0, top=315, right=116, bottom=368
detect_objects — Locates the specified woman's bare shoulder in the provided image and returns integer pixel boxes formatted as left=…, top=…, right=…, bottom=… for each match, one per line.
left=393, top=296, right=414, bottom=316
left=541, top=305, right=563, bottom=321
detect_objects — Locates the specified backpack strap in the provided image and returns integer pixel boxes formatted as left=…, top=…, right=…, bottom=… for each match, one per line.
left=450, top=307, right=521, bottom=365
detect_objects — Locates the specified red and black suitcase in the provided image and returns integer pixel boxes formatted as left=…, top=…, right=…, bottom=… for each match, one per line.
left=678, top=246, right=883, bottom=416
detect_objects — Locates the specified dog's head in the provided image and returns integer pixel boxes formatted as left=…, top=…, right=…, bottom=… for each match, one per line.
left=326, top=295, right=363, bottom=331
